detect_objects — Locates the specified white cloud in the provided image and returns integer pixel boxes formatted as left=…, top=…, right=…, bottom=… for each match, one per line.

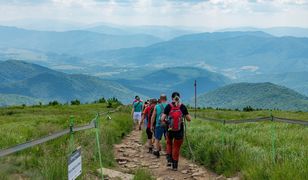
left=240, top=66, right=259, bottom=72
left=0, top=0, right=307, bottom=28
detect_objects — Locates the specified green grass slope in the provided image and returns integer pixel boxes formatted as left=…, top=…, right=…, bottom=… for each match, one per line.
left=181, top=109, right=308, bottom=179
left=0, top=60, right=142, bottom=104
left=0, top=93, right=42, bottom=106
left=0, top=103, right=133, bottom=179
left=196, top=82, right=308, bottom=111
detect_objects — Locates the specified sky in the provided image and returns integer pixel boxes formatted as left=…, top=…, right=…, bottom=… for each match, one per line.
left=0, top=0, right=308, bottom=29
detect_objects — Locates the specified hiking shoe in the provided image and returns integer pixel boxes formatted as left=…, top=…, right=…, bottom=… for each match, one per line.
left=148, top=147, right=153, bottom=153
left=172, top=160, right=178, bottom=171
left=153, top=150, right=160, bottom=158
left=166, top=154, right=172, bottom=167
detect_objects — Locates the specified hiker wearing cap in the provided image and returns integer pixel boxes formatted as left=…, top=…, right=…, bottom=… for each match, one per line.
left=161, top=92, right=191, bottom=171
left=132, top=96, right=143, bottom=130
left=151, top=94, right=168, bottom=158
left=140, top=98, right=157, bottom=153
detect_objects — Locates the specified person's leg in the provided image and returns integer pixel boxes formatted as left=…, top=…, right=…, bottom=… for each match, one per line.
left=146, top=127, right=153, bottom=153
left=166, top=132, right=173, bottom=166
left=153, top=127, right=163, bottom=158
left=171, top=137, right=184, bottom=171
left=137, top=112, right=142, bottom=130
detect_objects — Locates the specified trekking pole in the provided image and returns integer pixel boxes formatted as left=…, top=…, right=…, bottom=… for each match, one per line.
left=184, top=118, right=196, bottom=163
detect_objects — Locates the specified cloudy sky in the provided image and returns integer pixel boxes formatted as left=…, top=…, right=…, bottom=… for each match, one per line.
left=0, top=0, right=308, bottom=29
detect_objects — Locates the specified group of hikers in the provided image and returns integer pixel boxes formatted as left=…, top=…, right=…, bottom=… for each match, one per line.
left=131, top=92, right=191, bottom=171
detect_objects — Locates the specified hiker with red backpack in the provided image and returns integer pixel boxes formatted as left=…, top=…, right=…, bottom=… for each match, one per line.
left=140, top=98, right=157, bottom=153
left=151, top=94, right=168, bottom=158
left=132, top=96, right=143, bottom=130
left=161, top=92, right=191, bottom=171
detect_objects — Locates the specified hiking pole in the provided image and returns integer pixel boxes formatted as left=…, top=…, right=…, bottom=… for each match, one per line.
left=184, top=118, right=196, bottom=163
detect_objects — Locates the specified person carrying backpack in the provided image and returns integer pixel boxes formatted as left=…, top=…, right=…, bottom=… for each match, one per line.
left=140, top=98, right=157, bottom=153
left=141, top=100, right=149, bottom=130
left=151, top=94, right=168, bottom=158
left=161, top=92, right=191, bottom=171
left=132, top=96, right=143, bottom=130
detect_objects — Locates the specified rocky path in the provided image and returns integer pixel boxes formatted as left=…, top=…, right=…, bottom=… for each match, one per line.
left=112, top=129, right=218, bottom=180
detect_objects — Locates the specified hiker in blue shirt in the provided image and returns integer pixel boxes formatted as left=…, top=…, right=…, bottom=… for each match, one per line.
left=151, top=94, right=168, bottom=158
left=132, top=96, right=143, bottom=130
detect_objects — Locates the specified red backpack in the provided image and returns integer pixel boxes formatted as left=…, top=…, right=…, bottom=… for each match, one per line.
left=167, top=103, right=183, bottom=131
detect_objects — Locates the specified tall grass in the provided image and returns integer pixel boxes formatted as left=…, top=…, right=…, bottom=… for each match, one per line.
left=0, top=103, right=133, bottom=179
left=181, top=109, right=308, bottom=179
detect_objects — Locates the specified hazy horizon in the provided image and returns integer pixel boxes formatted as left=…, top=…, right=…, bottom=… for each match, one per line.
left=1, top=0, right=308, bottom=31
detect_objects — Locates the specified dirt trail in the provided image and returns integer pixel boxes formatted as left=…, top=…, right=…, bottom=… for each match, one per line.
left=113, top=129, right=218, bottom=180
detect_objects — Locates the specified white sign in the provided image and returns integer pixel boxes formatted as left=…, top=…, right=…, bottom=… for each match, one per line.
left=68, top=148, right=82, bottom=180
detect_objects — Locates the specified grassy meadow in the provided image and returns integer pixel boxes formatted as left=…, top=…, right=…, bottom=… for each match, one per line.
left=0, top=103, right=133, bottom=179
left=182, top=109, right=308, bottom=179
left=1, top=104, right=307, bottom=180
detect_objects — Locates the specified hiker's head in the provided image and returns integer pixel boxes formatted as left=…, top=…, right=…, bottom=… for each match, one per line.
left=135, top=96, right=140, bottom=101
left=171, top=92, right=180, bottom=102
left=150, top=98, right=157, bottom=105
left=160, top=94, right=167, bottom=102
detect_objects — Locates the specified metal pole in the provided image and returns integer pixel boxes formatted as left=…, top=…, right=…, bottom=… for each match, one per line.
left=194, top=80, right=197, bottom=119
left=94, top=114, right=104, bottom=180
left=271, top=114, right=276, bottom=164
left=69, top=115, right=74, bottom=154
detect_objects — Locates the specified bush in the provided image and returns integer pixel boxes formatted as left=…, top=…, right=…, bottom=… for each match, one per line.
left=243, top=106, right=254, bottom=112
left=70, top=99, right=81, bottom=105
left=48, top=101, right=61, bottom=106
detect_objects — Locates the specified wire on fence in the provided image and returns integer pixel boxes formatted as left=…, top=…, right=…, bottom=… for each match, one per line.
left=198, top=116, right=308, bottom=126
left=0, top=110, right=116, bottom=158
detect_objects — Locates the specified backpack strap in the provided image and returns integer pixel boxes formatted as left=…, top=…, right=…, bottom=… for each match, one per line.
left=159, top=104, right=165, bottom=113
left=134, top=101, right=141, bottom=108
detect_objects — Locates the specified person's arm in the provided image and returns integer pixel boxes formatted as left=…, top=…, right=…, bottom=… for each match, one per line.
left=182, top=104, right=191, bottom=121
left=139, top=108, right=147, bottom=128
left=185, top=114, right=192, bottom=121
left=161, top=104, right=170, bottom=123
left=151, top=107, right=157, bottom=131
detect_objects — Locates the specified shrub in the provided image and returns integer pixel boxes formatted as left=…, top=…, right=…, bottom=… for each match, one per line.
left=70, top=99, right=81, bottom=105
left=243, top=106, right=254, bottom=112
left=48, top=101, right=61, bottom=106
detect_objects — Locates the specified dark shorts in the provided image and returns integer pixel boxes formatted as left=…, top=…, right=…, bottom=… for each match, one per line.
left=154, top=126, right=166, bottom=140
left=146, top=127, right=153, bottom=139
left=167, top=129, right=184, bottom=140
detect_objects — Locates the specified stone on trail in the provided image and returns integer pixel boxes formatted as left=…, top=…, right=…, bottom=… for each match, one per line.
left=181, top=170, right=189, bottom=174
left=216, top=175, right=227, bottom=180
left=118, top=160, right=127, bottom=165
left=97, top=168, right=134, bottom=180
left=124, top=164, right=137, bottom=169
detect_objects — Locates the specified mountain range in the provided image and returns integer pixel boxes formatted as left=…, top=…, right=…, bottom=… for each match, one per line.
left=0, top=26, right=162, bottom=55
left=196, top=82, right=308, bottom=111
left=0, top=60, right=142, bottom=104
left=86, top=31, right=308, bottom=76
left=115, top=67, right=230, bottom=101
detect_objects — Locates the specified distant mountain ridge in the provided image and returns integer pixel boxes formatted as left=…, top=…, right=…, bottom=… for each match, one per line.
left=86, top=31, right=308, bottom=75
left=116, top=66, right=230, bottom=100
left=0, top=60, right=143, bottom=105
left=196, top=82, right=308, bottom=111
left=240, top=71, right=308, bottom=96
left=0, top=93, right=42, bottom=107
left=0, top=26, right=162, bottom=55
left=219, top=27, right=308, bottom=37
